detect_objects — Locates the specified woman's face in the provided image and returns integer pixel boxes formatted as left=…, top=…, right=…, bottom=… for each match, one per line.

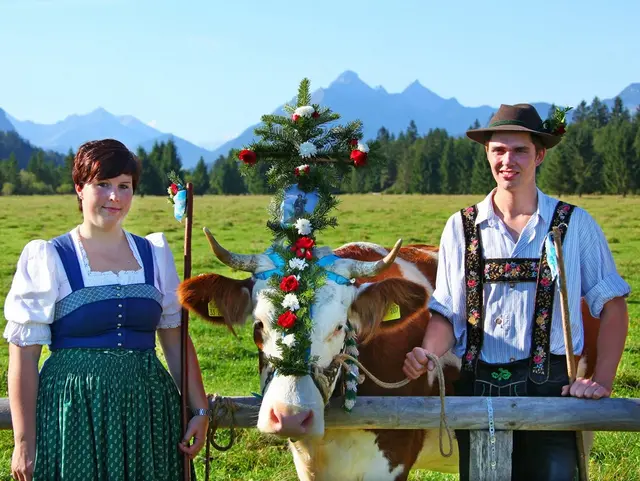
left=75, top=174, right=134, bottom=230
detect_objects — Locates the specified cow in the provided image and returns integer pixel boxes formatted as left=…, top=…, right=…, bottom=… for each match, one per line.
left=177, top=228, right=600, bottom=481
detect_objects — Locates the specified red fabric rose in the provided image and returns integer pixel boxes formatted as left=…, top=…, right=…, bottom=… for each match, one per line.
left=278, top=311, right=297, bottom=329
left=312, top=111, right=320, bottom=118
left=290, top=236, right=315, bottom=259
left=170, top=183, right=179, bottom=195
left=238, top=149, right=257, bottom=165
left=349, top=139, right=358, bottom=147
left=350, top=150, right=367, bottom=167
left=280, top=275, right=299, bottom=292
left=555, top=125, right=566, bottom=135
left=292, top=114, right=300, bottom=122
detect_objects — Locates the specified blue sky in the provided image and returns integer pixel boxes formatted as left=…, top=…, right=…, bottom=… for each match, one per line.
left=1, top=0, right=638, bottom=147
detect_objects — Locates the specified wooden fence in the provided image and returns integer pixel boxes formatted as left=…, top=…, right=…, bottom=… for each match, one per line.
left=2, top=396, right=639, bottom=480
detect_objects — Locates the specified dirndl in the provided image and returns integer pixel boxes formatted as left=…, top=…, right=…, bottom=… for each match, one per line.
left=33, top=348, right=194, bottom=481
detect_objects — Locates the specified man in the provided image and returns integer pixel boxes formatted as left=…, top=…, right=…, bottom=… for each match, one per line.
left=403, top=104, right=630, bottom=480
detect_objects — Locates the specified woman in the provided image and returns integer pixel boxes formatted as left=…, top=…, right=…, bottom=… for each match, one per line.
left=4, top=139, right=209, bottom=481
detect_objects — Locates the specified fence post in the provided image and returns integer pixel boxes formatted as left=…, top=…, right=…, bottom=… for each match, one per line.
left=470, top=430, right=513, bottom=480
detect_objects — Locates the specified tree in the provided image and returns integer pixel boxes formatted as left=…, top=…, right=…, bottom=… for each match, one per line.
left=470, top=144, right=494, bottom=194
left=135, top=146, right=164, bottom=196
left=538, top=140, right=577, bottom=196
left=439, top=137, right=457, bottom=194
left=209, top=155, right=246, bottom=194
left=190, top=157, right=210, bottom=195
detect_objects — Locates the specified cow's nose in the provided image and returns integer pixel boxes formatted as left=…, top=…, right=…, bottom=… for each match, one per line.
left=269, top=401, right=314, bottom=436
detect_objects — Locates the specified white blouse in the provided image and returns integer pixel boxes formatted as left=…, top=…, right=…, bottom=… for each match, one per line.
left=3, top=227, right=183, bottom=347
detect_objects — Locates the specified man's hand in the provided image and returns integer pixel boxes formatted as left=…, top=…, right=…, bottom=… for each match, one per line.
left=403, top=347, right=437, bottom=380
left=561, top=377, right=611, bottom=399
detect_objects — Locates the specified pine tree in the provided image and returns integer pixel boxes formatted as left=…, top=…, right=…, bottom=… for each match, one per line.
left=191, top=156, right=210, bottom=195
left=470, top=144, right=494, bottom=194
left=610, top=96, right=630, bottom=124
left=595, top=122, right=635, bottom=196
left=136, top=146, right=164, bottom=196
left=538, top=140, right=576, bottom=196
left=439, top=137, right=457, bottom=194
left=572, top=101, right=590, bottom=123
left=589, top=97, right=610, bottom=128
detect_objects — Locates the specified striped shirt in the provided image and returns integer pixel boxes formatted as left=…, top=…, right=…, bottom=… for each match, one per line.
left=428, top=188, right=631, bottom=364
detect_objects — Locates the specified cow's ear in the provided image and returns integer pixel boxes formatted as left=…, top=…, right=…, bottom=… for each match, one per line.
left=348, top=278, right=427, bottom=344
left=177, top=274, right=254, bottom=336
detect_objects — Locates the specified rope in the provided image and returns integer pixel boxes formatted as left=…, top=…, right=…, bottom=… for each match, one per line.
left=204, top=394, right=238, bottom=481
left=330, top=352, right=454, bottom=458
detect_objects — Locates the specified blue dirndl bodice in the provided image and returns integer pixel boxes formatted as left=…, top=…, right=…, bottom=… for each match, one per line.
left=49, top=232, right=164, bottom=350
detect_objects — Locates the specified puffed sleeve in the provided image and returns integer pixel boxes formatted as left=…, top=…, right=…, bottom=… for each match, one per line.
left=2, top=240, right=59, bottom=346
left=145, top=232, right=182, bottom=329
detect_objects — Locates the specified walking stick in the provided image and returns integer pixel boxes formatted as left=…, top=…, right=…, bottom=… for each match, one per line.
left=181, top=183, right=194, bottom=481
left=551, top=226, right=589, bottom=481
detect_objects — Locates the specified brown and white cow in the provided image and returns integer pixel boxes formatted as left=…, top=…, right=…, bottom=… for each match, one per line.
left=178, top=229, right=600, bottom=481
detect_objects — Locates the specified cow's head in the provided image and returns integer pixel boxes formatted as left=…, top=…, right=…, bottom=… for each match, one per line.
left=178, top=228, right=427, bottom=439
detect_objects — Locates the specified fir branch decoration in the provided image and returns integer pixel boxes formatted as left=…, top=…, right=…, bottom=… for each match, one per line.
left=542, top=106, right=573, bottom=135
left=232, top=78, right=376, bottom=380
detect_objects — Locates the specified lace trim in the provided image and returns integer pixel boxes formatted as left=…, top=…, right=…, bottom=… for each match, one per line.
left=71, top=227, right=144, bottom=279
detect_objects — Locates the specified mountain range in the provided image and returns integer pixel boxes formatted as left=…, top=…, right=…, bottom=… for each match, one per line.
left=2, top=71, right=639, bottom=169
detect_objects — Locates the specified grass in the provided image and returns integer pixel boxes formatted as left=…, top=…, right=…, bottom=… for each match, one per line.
left=0, top=193, right=638, bottom=481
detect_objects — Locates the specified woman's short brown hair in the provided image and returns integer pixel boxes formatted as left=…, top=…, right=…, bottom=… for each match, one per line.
left=73, top=139, right=141, bottom=210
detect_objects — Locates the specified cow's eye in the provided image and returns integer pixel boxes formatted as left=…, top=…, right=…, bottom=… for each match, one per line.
left=335, top=324, right=344, bottom=333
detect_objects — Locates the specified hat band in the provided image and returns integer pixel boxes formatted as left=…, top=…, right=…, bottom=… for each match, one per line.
left=488, top=119, right=528, bottom=128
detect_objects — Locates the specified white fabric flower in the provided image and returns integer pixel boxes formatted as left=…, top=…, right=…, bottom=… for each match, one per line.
left=346, top=380, right=358, bottom=391
left=294, top=106, right=315, bottom=118
left=298, top=142, right=317, bottom=158
left=282, top=334, right=296, bottom=347
left=282, top=293, right=300, bottom=311
left=344, top=398, right=355, bottom=410
left=357, top=142, right=369, bottom=153
left=295, top=218, right=312, bottom=235
left=289, top=258, right=308, bottom=271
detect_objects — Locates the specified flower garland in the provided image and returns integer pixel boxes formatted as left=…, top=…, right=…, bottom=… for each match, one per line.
left=262, top=217, right=329, bottom=376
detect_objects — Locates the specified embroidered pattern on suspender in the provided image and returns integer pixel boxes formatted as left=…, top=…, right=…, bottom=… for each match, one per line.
left=529, top=202, right=574, bottom=383
left=461, top=201, right=575, bottom=376
left=461, top=205, right=483, bottom=372
left=484, top=259, right=539, bottom=283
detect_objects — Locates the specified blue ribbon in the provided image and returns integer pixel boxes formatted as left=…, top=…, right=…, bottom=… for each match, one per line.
left=173, top=189, right=187, bottom=222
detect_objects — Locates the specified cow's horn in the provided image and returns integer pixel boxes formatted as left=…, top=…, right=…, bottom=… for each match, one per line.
left=344, top=238, right=403, bottom=278
left=203, top=227, right=262, bottom=273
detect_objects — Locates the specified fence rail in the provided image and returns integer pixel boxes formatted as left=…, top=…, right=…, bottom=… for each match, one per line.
left=3, top=395, right=638, bottom=431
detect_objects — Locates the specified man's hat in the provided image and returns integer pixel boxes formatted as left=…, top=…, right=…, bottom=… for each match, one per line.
left=466, top=103, right=569, bottom=149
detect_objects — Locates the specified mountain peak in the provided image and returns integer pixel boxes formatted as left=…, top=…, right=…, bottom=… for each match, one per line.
left=328, top=70, right=372, bottom=91
left=334, top=70, right=361, bottom=84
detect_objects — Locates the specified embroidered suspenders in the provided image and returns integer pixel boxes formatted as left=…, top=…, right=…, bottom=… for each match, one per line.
left=460, top=201, right=575, bottom=381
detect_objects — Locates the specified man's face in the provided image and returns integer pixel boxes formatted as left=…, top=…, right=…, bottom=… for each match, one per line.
left=486, top=131, right=545, bottom=192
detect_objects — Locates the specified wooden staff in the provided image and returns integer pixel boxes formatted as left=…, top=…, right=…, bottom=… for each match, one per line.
left=181, top=183, right=194, bottom=481
left=551, top=226, right=589, bottom=481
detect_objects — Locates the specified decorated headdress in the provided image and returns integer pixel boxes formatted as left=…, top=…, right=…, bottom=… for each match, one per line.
left=232, top=78, right=387, bottom=409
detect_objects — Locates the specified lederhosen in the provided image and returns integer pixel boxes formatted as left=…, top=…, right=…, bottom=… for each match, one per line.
left=458, top=200, right=575, bottom=396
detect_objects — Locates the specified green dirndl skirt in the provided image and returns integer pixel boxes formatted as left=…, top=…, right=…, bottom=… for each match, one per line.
left=33, top=348, right=194, bottom=481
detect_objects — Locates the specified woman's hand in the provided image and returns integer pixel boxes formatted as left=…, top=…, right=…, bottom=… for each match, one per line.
left=178, top=414, right=210, bottom=459
left=11, top=441, right=35, bottom=481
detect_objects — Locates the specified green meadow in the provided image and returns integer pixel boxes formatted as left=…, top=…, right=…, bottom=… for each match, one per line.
left=0, top=194, right=638, bottom=481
